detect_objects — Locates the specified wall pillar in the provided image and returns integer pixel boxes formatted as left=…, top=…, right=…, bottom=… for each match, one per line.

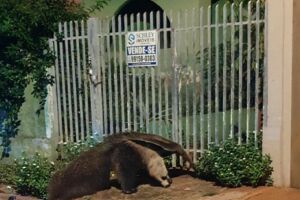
left=263, top=0, right=300, bottom=188
left=291, top=0, right=300, bottom=189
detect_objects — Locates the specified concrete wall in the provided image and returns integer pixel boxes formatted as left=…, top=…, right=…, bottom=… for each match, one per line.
left=263, top=0, right=300, bottom=188
left=5, top=84, right=57, bottom=161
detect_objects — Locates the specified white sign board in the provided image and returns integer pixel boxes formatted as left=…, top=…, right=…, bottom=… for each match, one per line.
left=126, top=30, right=158, bottom=67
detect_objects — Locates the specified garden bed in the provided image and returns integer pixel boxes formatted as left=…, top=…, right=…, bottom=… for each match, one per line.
left=1, top=171, right=300, bottom=200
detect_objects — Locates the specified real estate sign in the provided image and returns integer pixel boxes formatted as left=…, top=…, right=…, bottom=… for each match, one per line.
left=126, top=30, right=158, bottom=67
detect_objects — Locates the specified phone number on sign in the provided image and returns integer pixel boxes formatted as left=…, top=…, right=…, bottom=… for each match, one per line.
left=129, top=55, right=156, bottom=63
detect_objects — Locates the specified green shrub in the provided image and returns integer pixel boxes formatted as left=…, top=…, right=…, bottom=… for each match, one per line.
left=0, top=138, right=98, bottom=199
left=0, top=163, right=16, bottom=186
left=195, top=139, right=273, bottom=187
left=14, top=153, right=55, bottom=199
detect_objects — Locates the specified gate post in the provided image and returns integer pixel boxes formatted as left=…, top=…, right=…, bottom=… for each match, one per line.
left=290, top=0, right=300, bottom=188
left=87, top=18, right=104, bottom=141
left=263, top=0, right=300, bottom=188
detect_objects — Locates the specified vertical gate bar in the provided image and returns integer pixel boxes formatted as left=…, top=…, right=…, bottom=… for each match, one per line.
left=177, top=10, right=184, bottom=165
left=246, top=2, right=252, bottom=143
left=106, top=17, right=114, bottom=134
left=87, top=19, right=95, bottom=139
left=207, top=6, right=212, bottom=146
left=170, top=9, right=176, bottom=141
left=64, top=22, right=74, bottom=142
left=177, top=10, right=183, bottom=148
left=238, top=3, right=243, bottom=144
left=215, top=5, right=220, bottom=144
left=112, top=16, right=120, bottom=133
left=163, top=11, right=169, bottom=138
left=70, top=21, right=79, bottom=142
left=151, top=11, right=155, bottom=134
left=81, top=20, right=90, bottom=137
left=58, top=23, right=68, bottom=142
left=124, top=14, right=131, bottom=131
left=255, top=0, right=261, bottom=146
left=184, top=9, right=190, bottom=151
left=129, top=14, right=137, bottom=131
left=136, top=13, right=144, bottom=131
left=222, top=4, right=227, bottom=142
left=170, top=9, right=178, bottom=166
left=200, top=7, right=205, bottom=153
left=144, top=12, right=150, bottom=133
left=69, top=21, right=79, bottom=142
left=96, top=19, right=104, bottom=139
left=75, top=21, right=84, bottom=141
left=230, top=4, right=235, bottom=139
left=99, top=19, right=108, bottom=135
left=53, top=35, right=63, bottom=142
left=81, top=21, right=87, bottom=136
left=150, top=12, right=156, bottom=133
left=157, top=11, right=163, bottom=136
left=118, top=15, right=125, bottom=132
left=191, top=8, right=197, bottom=162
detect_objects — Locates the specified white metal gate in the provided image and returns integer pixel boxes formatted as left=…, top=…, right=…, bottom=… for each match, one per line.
left=49, top=1, right=266, bottom=161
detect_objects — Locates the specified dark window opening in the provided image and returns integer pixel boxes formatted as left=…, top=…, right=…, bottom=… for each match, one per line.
left=112, top=0, right=171, bottom=48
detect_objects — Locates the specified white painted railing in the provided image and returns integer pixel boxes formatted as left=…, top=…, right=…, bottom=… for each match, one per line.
left=49, top=1, right=266, bottom=161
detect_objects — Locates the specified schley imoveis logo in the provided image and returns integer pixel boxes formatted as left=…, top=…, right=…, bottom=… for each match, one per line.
left=128, top=33, right=135, bottom=45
